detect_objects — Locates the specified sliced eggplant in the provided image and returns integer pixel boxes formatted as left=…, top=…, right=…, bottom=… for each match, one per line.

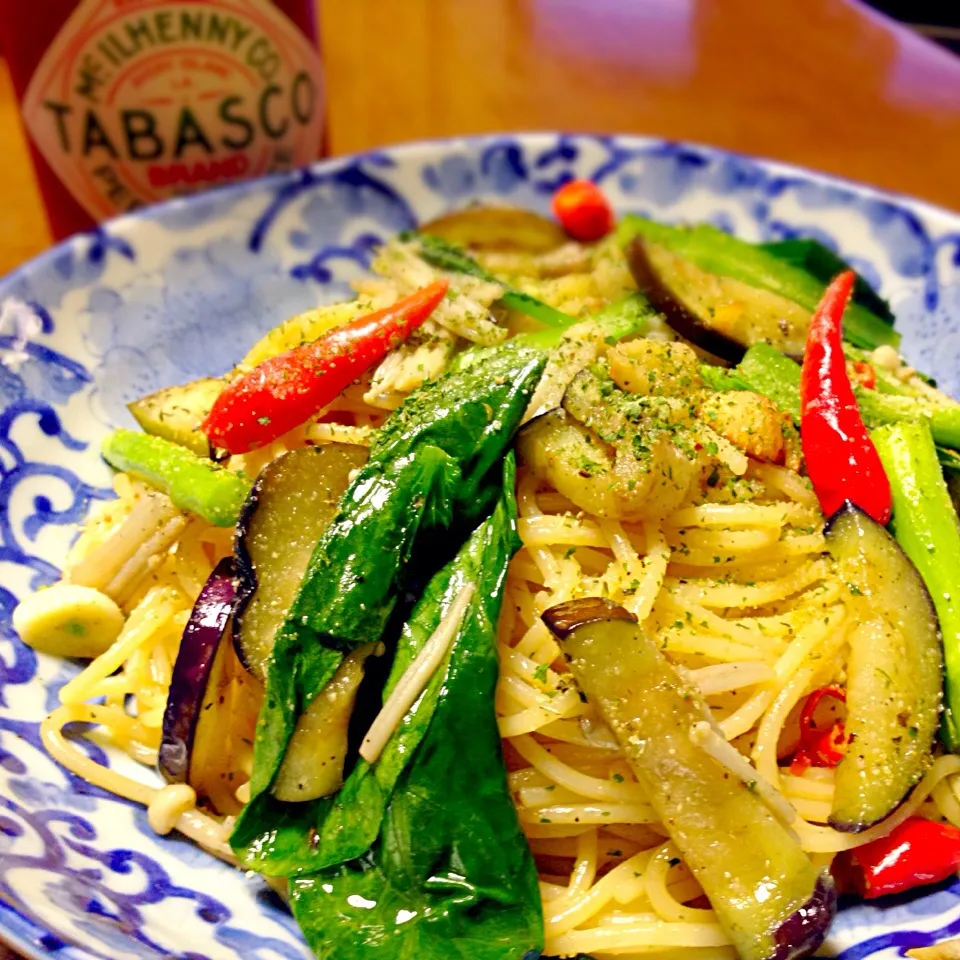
left=233, top=443, right=369, bottom=681
left=544, top=597, right=835, bottom=960
left=159, top=557, right=262, bottom=814
left=824, top=503, right=942, bottom=832
left=188, top=626, right=261, bottom=815
left=626, top=237, right=810, bottom=362
left=619, top=215, right=897, bottom=352
left=272, top=642, right=376, bottom=802
left=159, top=559, right=237, bottom=786
left=128, top=377, right=223, bottom=456
left=420, top=204, right=566, bottom=253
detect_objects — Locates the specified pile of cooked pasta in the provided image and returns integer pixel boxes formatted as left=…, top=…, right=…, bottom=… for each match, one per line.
left=39, top=476, right=238, bottom=854
left=24, top=223, right=960, bottom=960
left=499, top=460, right=960, bottom=957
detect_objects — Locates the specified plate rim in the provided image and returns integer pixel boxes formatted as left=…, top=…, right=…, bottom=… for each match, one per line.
left=4, top=130, right=959, bottom=293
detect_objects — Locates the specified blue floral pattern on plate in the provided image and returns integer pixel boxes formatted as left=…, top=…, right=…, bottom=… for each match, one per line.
left=1, top=133, right=960, bottom=960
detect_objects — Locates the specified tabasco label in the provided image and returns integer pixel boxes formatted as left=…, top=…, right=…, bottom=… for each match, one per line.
left=22, top=0, right=325, bottom=220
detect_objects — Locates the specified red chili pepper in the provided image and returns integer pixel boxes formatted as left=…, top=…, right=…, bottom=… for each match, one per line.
left=838, top=817, right=960, bottom=899
left=799, top=271, right=892, bottom=524
left=813, top=721, right=847, bottom=764
left=203, top=280, right=449, bottom=454
left=789, top=686, right=847, bottom=775
left=552, top=180, right=614, bottom=243
left=850, top=360, right=876, bottom=390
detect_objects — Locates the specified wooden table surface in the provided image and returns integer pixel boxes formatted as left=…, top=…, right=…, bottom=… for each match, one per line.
left=2, top=0, right=959, bottom=278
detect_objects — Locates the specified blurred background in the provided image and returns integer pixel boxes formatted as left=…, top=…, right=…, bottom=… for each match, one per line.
left=865, top=0, right=960, bottom=54
left=0, top=0, right=958, bottom=277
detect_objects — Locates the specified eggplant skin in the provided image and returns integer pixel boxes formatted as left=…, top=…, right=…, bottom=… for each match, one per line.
left=232, top=445, right=368, bottom=680
left=158, top=557, right=237, bottom=784
left=627, top=237, right=746, bottom=362
left=419, top=204, right=566, bottom=253
left=541, top=597, right=637, bottom=640
left=823, top=500, right=943, bottom=832
left=822, top=499, right=893, bottom=540
left=127, top=377, right=223, bottom=457
left=626, top=237, right=812, bottom=363
left=771, top=873, right=837, bottom=960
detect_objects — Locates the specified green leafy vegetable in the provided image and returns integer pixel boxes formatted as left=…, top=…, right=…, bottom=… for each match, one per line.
left=413, top=231, right=575, bottom=328
left=233, top=457, right=525, bottom=875
left=452, top=292, right=652, bottom=377
left=410, top=230, right=497, bottom=279
left=369, top=347, right=542, bottom=504
left=696, top=364, right=748, bottom=394
left=760, top=238, right=894, bottom=325
left=231, top=348, right=545, bottom=868
left=289, top=465, right=543, bottom=960
left=315, top=464, right=521, bottom=860
left=618, top=215, right=898, bottom=351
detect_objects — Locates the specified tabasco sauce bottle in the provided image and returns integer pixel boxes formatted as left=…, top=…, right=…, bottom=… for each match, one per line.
left=0, top=0, right=325, bottom=239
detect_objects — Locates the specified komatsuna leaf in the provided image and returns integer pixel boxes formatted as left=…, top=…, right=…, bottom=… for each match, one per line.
left=232, top=351, right=544, bottom=867
left=290, top=469, right=543, bottom=960
left=235, top=457, right=520, bottom=876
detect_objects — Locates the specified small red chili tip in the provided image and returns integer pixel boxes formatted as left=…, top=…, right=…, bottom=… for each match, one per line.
left=842, top=817, right=960, bottom=899
left=789, top=686, right=848, bottom=775
left=799, top=271, right=892, bottom=525
left=799, top=686, right=845, bottom=730
left=552, top=179, right=615, bottom=243
left=812, top=721, right=847, bottom=766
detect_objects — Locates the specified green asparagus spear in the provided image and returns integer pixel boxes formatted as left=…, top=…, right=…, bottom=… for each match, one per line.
left=872, top=421, right=960, bottom=749
left=724, top=343, right=960, bottom=450
left=859, top=392, right=960, bottom=448
left=735, top=343, right=802, bottom=421
left=101, top=429, right=250, bottom=526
